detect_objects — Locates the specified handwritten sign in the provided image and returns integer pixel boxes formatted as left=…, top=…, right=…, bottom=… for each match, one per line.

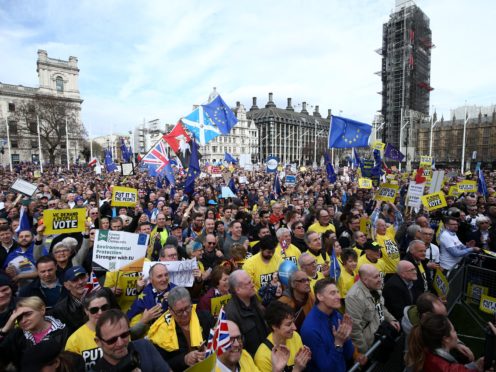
left=111, top=186, right=138, bottom=207
left=375, top=183, right=398, bottom=203
left=142, top=259, right=197, bottom=287
left=421, top=191, right=447, bottom=211
left=43, top=208, right=86, bottom=235
left=93, top=230, right=148, bottom=272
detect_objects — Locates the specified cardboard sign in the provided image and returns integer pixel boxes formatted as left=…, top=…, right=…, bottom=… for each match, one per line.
left=374, top=183, right=399, bottom=203
left=372, top=141, right=385, bottom=151
left=448, top=185, right=460, bottom=197
left=432, top=269, right=449, bottom=299
left=11, top=179, right=38, bottom=196
left=358, top=178, right=372, bottom=189
left=142, top=259, right=197, bottom=287
left=479, top=293, right=496, bottom=315
left=457, top=180, right=477, bottom=194
left=43, top=208, right=86, bottom=235
left=421, top=191, right=447, bottom=211
left=185, top=353, right=216, bottom=372
left=210, top=294, right=232, bottom=317
left=419, top=156, right=433, bottom=169
left=406, top=182, right=425, bottom=208
left=93, top=230, right=149, bottom=272
left=111, top=186, right=138, bottom=207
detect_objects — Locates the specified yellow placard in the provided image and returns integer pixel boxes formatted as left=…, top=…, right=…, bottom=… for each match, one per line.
left=421, top=191, right=447, bottom=211
left=466, top=283, right=489, bottom=304
left=479, top=293, right=496, bottom=315
left=119, top=257, right=146, bottom=273
left=483, top=249, right=496, bottom=258
left=358, top=178, right=372, bottom=189
left=464, top=171, right=472, bottom=176
left=43, top=208, right=86, bottom=235
left=374, top=183, right=399, bottom=203
left=360, top=216, right=372, bottom=237
left=432, top=269, right=449, bottom=299
left=111, top=186, right=138, bottom=207
left=423, top=168, right=432, bottom=179
left=448, top=185, right=460, bottom=197
left=456, top=180, right=477, bottom=194
left=419, top=156, right=433, bottom=169
left=210, top=294, right=232, bottom=317
left=185, top=353, right=217, bottom=372
left=372, top=141, right=385, bottom=151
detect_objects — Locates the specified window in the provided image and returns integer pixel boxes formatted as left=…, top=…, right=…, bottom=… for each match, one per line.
left=11, top=140, right=18, bottom=148
left=31, top=140, right=38, bottom=149
left=56, top=76, right=64, bottom=92
left=61, top=142, right=66, bottom=149
left=29, top=122, right=37, bottom=133
left=8, top=121, right=17, bottom=135
left=11, top=154, right=20, bottom=165
left=8, top=103, right=15, bottom=112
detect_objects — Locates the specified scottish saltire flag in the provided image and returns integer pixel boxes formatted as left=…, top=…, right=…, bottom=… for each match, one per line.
left=202, top=95, right=238, bottom=135
left=120, top=138, right=132, bottom=162
left=15, top=206, right=31, bottom=234
left=478, top=169, right=488, bottom=197
left=104, top=149, right=118, bottom=172
left=184, top=140, right=201, bottom=194
left=206, top=307, right=231, bottom=357
left=272, top=173, right=282, bottom=199
left=141, top=139, right=175, bottom=186
left=328, top=115, right=372, bottom=148
left=353, top=148, right=362, bottom=168
left=224, top=152, right=238, bottom=164
left=384, top=143, right=405, bottom=162
left=181, top=106, right=221, bottom=146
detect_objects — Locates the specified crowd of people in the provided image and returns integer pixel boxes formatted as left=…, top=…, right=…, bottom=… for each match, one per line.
left=0, top=162, right=495, bottom=371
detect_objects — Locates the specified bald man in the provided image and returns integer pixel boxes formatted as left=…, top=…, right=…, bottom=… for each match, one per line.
left=345, top=264, right=399, bottom=353
left=382, top=261, right=418, bottom=321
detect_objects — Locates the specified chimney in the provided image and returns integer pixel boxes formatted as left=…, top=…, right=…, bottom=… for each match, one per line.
left=265, top=92, right=276, bottom=108
left=286, top=98, right=294, bottom=111
left=236, top=101, right=240, bottom=108
left=313, top=105, right=321, bottom=118
left=250, top=97, right=259, bottom=111
left=301, top=102, right=309, bottom=115
left=327, top=109, right=332, bottom=119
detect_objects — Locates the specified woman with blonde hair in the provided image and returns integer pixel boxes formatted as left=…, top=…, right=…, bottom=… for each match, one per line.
left=0, top=296, right=68, bottom=369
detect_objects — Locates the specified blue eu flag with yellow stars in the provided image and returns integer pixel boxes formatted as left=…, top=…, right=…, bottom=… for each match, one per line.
left=328, top=115, right=372, bottom=148
left=202, top=95, right=238, bottom=135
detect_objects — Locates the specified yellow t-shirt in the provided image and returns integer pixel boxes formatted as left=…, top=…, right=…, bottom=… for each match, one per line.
left=65, top=324, right=102, bottom=371
left=338, top=267, right=357, bottom=298
left=103, top=271, right=141, bottom=312
left=274, top=244, right=301, bottom=266
left=254, top=332, right=304, bottom=372
left=375, top=226, right=400, bottom=274
left=357, top=254, right=386, bottom=274
left=243, top=253, right=282, bottom=294
left=307, top=222, right=336, bottom=235
left=306, top=250, right=328, bottom=274
left=216, top=349, right=261, bottom=372
left=309, top=271, right=324, bottom=294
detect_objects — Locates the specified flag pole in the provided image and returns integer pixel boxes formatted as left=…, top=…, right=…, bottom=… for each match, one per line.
left=461, top=105, right=468, bottom=174
left=65, top=117, right=70, bottom=170
left=5, top=118, right=12, bottom=172
left=90, top=122, right=93, bottom=160
left=36, top=115, right=44, bottom=173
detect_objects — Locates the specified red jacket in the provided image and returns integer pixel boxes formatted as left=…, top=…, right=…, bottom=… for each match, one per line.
left=424, top=351, right=477, bottom=372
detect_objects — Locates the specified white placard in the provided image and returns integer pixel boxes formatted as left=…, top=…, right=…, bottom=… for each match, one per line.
left=142, top=259, right=197, bottom=287
left=239, top=176, right=247, bottom=184
left=407, top=182, right=425, bottom=208
left=93, top=230, right=148, bottom=271
left=11, top=178, right=38, bottom=196
left=429, top=170, right=445, bottom=194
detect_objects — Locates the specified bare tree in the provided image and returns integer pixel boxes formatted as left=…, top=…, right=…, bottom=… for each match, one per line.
left=14, top=95, right=86, bottom=164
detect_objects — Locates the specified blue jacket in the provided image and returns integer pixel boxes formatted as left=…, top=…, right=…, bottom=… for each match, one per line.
left=126, top=282, right=176, bottom=320
left=2, top=242, right=48, bottom=269
left=300, top=305, right=354, bottom=372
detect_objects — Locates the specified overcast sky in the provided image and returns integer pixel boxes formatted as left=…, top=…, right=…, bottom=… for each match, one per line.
left=1, top=0, right=494, bottom=137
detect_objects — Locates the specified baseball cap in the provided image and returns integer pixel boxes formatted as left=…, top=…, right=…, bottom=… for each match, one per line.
left=63, top=266, right=87, bottom=282
left=171, top=223, right=181, bottom=231
left=363, top=240, right=381, bottom=252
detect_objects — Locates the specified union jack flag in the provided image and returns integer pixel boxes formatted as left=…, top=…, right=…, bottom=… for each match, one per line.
left=205, top=306, right=231, bottom=357
left=86, top=271, right=101, bottom=293
left=141, top=139, right=175, bottom=185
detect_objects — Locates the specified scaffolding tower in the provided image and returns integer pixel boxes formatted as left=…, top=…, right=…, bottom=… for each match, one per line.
left=378, top=0, right=433, bottom=167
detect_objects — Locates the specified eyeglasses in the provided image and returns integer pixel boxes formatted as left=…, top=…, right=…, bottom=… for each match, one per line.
left=302, top=261, right=317, bottom=267
left=88, top=303, right=110, bottom=314
left=170, top=304, right=192, bottom=316
left=230, top=335, right=244, bottom=344
left=54, top=249, right=70, bottom=254
left=206, top=242, right=216, bottom=245
left=294, top=278, right=311, bottom=283
left=294, top=226, right=304, bottom=229
left=100, top=330, right=131, bottom=345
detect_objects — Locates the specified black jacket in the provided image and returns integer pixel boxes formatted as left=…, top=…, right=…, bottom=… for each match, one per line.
left=19, top=278, right=68, bottom=309
left=405, top=252, right=433, bottom=297
left=50, top=295, right=87, bottom=335
left=382, top=274, right=415, bottom=321
left=224, top=295, right=269, bottom=356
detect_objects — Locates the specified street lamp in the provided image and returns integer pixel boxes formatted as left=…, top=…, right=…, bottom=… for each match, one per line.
left=429, top=116, right=440, bottom=157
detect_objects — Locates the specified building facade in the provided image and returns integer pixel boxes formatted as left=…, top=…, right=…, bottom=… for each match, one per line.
left=202, top=102, right=258, bottom=163
left=417, top=109, right=496, bottom=168
left=247, top=93, right=330, bottom=166
left=379, top=0, right=432, bottom=166
left=0, top=50, right=84, bottom=166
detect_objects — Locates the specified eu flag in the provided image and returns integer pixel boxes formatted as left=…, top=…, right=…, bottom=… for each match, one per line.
left=328, top=115, right=372, bottom=148
left=104, top=149, right=118, bottom=172
left=478, top=170, right=488, bottom=197
left=224, top=152, right=238, bottom=164
left=384, top=143, right=405, bottom=162
left=202, top=95, right=238, bottom=135
left=184, top=140, right=201, bottom=195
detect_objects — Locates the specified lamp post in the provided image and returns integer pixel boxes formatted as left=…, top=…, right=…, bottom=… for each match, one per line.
left=429, top=116, right=440, bottom=157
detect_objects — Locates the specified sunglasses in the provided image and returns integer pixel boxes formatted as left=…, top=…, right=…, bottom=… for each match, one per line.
left=100, top=330, right=130, bottom=345
left=88, top=303, right=110, bottom=315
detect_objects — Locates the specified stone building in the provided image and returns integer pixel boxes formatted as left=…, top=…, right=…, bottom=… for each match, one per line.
left=0, top=50, right=84, bottom=166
